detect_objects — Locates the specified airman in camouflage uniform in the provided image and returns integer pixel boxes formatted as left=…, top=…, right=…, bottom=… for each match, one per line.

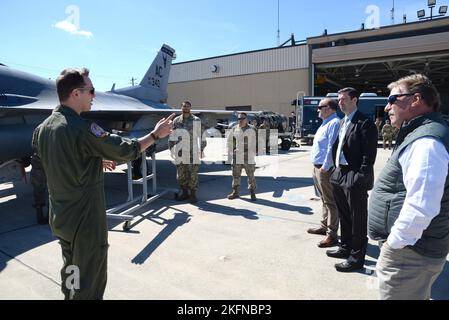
left=31, top=123, right=49, bottom=224
left=227, top=112, right=257, bottom=201
left=169, top=101, right=206, bottom=203
left=375, top=117, right=383, bottom=140
left=258, top=118, right=270, bottom=155
left=381, top=119, right=395, bottom=150
left=38, top=68, right=174, bottom=300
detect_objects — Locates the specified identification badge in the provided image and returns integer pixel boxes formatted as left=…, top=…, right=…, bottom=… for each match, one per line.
left=90, top=123, right=107, bottom=138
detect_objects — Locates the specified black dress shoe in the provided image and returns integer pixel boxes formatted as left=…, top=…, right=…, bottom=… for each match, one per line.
left=326, top=248, right=350, bottom=259
left=335, top=261, right=364, bottom=272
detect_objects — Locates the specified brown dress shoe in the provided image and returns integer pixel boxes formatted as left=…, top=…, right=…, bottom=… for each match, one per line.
left=307, top=227, right=326, bottom=235
left=317, top=235, right=338, bottom=248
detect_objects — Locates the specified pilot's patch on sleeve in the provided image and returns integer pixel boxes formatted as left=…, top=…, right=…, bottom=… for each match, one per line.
left=90, top=123, right=107, bottom=138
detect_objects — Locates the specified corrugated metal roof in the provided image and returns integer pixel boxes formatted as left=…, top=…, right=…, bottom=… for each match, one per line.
left=169, top=45, right=309, bottom=83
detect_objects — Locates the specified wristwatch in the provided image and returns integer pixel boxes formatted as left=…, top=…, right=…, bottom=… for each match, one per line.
left=150, top=132, right=159, bottom=141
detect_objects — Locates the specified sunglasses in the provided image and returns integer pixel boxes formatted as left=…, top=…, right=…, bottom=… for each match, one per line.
left=78, top=87, right=95, bottom=95
left=317, top=106, right=328, bottom=110
left=388, top=93, right=413, bottom=104
left=237, top=117, right=247, bottom=120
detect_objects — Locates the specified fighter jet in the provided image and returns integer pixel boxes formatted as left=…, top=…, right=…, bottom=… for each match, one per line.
left=0, top=44, right=228, bottom=181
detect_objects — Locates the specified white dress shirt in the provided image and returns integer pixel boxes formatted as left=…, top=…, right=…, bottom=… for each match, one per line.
left=387, top=137, right=449, bottom=249
left=336, top=109, right=357, bottom=167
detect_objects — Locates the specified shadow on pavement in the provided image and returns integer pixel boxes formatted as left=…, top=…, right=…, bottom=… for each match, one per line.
left=131, top=210, right=191, bottom=265
left=432, top=261, right=449, bottom=300
left=198, top=201, right=259, bottom=220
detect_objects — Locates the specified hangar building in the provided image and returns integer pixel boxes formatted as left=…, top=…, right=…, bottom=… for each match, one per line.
left=167, top=17, right=449, bottom=115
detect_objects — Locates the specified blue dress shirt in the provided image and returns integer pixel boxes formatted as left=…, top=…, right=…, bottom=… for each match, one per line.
left=311, top=113, right=340, bottom=171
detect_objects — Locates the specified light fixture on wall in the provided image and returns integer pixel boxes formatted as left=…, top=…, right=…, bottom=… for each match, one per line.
left=210, top=64, right=219, bottom=73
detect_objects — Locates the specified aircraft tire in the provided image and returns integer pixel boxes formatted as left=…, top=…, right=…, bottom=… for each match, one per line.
left=280, top=138, right=292, bottom=151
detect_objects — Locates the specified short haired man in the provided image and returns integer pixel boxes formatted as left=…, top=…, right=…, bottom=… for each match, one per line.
left=258, top=118, right=270, bottom=155
left=381, top=119, right=395, bottom=150
left=289, top=111, right=296, bottom=132
left=169, top=101, right=207, bottom=203
left=307, top=98, right=340, bottom=248
left=227, top=112, right=257, bottom=201
left=30, top=124, right=48, bottom=224
left=368, top=74, right=449, bottom=299
left=38, top=68, right=174, bottom=299
left=326, top=87, right=378, bottom=272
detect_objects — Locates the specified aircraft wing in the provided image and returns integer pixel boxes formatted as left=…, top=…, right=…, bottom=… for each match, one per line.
left=0, top=43, right=234, bottom=164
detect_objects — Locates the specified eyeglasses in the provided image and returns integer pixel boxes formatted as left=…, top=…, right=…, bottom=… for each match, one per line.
left=77, top=87, right=95, bottom=95
left=317, top=106, right=328, bottom=110
left=237, top=117, right=247, bottom=120
left=388, top=93, right=413, bottom=104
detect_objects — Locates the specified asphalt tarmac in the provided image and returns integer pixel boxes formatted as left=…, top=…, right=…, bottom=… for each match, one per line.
left=0, top=142, right=448, bottom=300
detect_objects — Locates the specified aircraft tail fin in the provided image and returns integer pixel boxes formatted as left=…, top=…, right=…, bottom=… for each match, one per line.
left=138, top=44, right=175, bottom=102
left=140, top=44, right=175, bottom=90
left=113, top=44, right=176, bottom=103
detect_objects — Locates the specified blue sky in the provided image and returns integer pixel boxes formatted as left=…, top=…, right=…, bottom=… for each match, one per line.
left=0, top=0, right=433, bottom=91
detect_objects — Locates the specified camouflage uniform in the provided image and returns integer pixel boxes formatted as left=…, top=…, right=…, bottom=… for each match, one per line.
left=258, top=121, right=270, bottom=154
left=227, top=124, right=257, bottom=195
left=38, top=105, right=141, bottom=300
left=31, top=124, right=48, bottom=224
left=169, top=114, right=206, bottom=197
left=375, top=118, right=383, bottom=139
left=382, top=123, right=395, bottom=150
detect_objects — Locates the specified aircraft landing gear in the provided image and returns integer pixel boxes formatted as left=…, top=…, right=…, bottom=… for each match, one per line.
left=123, top=221, right=131, bottom=231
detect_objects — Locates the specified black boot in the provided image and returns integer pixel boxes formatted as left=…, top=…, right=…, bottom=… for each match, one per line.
left=176, top=187, right=189, bottom=201
left=189, top=189, right=197, bottom=204
left=250, top=190, right=257, bottom=201
left=227, top=188, right=240, bottom=200
left=36, top=207, right=48, bottom=225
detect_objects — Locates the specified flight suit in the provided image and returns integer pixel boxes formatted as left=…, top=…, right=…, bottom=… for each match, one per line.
left=382, top=123, right=395, bottom=150
left=227, top=124, right=257, bottom=195
left=169, top=114, right=206, bottom=199
left=38, top=105, right=141, bottom=300
left=31, top=124, right=48, bottom=224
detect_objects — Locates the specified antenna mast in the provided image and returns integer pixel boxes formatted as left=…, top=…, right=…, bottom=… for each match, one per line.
left=277, top=0, right=280, bottom=46
left=391, top=0, right=395, bottom=24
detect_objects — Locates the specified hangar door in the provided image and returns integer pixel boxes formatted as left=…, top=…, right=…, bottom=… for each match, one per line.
left=311, top=31, right=449, bottom=112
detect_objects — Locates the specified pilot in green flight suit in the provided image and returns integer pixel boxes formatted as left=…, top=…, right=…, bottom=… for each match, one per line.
left=38, top=68, right=174, bottom=299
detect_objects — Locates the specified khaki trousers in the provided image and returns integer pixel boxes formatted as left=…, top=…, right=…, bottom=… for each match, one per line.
left=312, top=166, right=339, bottom=239
left=376, top=243, right=446, bottom=300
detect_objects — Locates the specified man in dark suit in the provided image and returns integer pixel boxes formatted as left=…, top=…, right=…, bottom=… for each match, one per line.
left=327, top=87, right=378, bottom=272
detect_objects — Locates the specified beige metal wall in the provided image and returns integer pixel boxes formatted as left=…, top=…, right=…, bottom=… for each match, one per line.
left=167, top=68, right=309, bottom=116
left=312, top=31, right=449, bottom=64
left=169, top=45, right=309, bottom=83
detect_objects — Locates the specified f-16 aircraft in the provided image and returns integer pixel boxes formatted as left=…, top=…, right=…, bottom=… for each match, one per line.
left=0, top=44, right=228, bottom=181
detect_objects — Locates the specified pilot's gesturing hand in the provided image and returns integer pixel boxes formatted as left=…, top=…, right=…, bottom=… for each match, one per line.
left=153, top=113, right=175, bottom=139
left=102, top=160, right=116, bottom=171
left=137, top=113, right=175, bottom=153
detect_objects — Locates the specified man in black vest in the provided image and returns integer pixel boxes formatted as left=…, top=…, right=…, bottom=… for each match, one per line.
left=368, top=74, right=449, bottom=300
left=326, top=87, right=378, bottom=272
